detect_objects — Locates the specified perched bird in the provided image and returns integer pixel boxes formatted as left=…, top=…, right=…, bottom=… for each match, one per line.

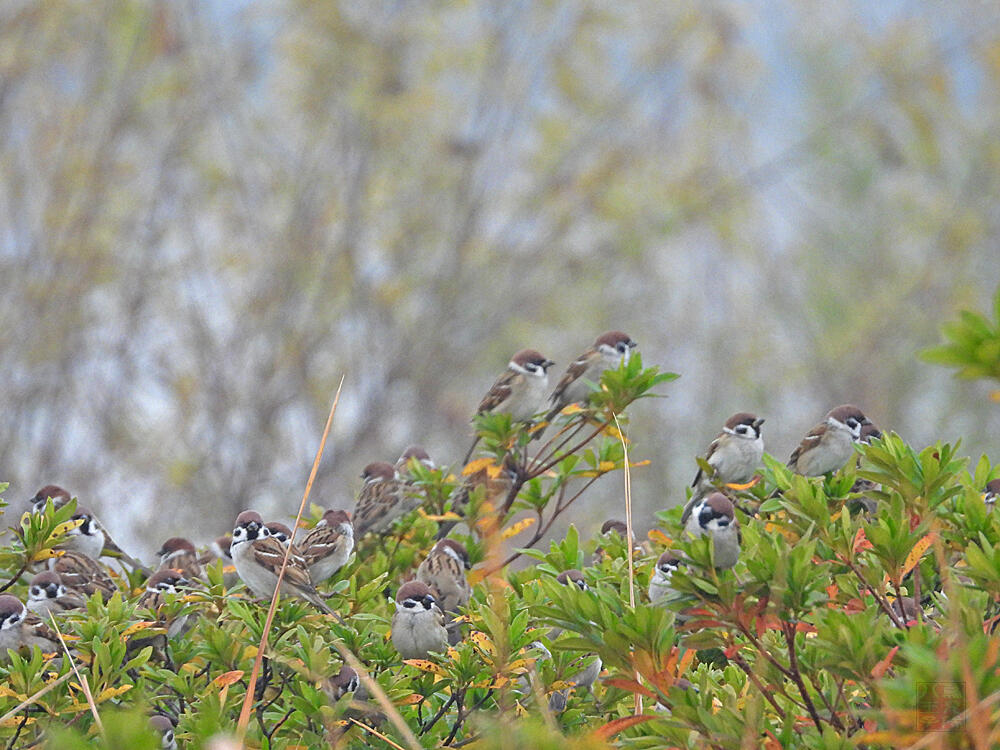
left=416, top=539, right=472, bottom=615
left=156, top=537, right=203, bottom=580
left=682, top=492, right=740, bottom=570
left=55, top=505, right=150, bottom=574
left=648, top=551, right=683, bottom=605
left=138, top=569, right=192, bottom=638
left=301, top=509, right=355, bottom=583
left=265, top=522, right=296, bottom=548
left=546, top=331, right=637, bottom=422
left=396, top=445, right=435, bottom=476
left=553, top=570, right=602, bottom=695
left=983, top=479, right=1000, bottom=508
left=149, top=715, right=177, bottom=750
left=198, top=534, right=239, bottom=587
left=28, top=485, right=72, bottom=513
left=325, top=664, right=362, bottom=701
left=47, top=551, right=116, bottom=600
left=353, top=462, right=417, bottom=537
left=850, top=423, right=884, bottom=512
left=26, top=571, right=85, bottom=616
left=391, top=581, right=448, bottom=659
left=464, top=349, right=556, bottom=461
left=0, top=595, right=62, bottom=660
left=230, top=511, right=334, bottom=615
left=593, top=519, right=643, bottom=563
left=788, top=405, right=872, bottom=476
left=692, top=413, right=765, bottom=492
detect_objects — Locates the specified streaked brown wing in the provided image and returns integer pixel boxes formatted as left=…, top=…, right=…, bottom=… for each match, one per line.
left=549, top=349, right=596, bottom=406
left=476, top=369, right=521, bottom=414
left=788, top=425, right=825, bottom=467
left=301, top=527, right=346, bottom=567
left=252, top=537, right=316, bottom=591
left=24, top=614, right=61, bottom=644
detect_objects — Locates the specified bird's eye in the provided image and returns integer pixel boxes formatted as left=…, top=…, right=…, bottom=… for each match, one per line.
left=736, top=425, right=749, bottom=434
left=30, top=587, right=39, bottom=597
left=617, top=342, right=627, bottom=353
left=525, top=362, right=538, bottom=372
left=847, top=418, right=859, bottom=429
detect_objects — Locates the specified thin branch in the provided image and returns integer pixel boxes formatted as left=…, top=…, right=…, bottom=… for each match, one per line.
left=730, top=651, right=789, bottom=722
left=0, top=560, right=30, bottom=594
left=783, top=621, right=825, bottom=733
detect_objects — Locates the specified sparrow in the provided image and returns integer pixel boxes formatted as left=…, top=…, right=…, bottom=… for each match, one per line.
left=648, top=551, right=684, bottom=605
left=593, top=519, right=643, bottom=563
left=682, top=492, right=740, bottom=569
left=396, top=445, right=435, bottom=476
left=546, top=331, right=637, bottom=423
left=26, top=571, right=86, bottom=616
left=149, top=715, right=178, bottom=750
left=787, top=404, right=872, bottom=477
left=416, top=539, right=472, bottom=615
left=301, top=509, right=354, bottom=583
left=54, top=505, right=150, bottom=574
left=138, top=569, right=193, bottom=638
left=850, top=423, right=884, bottom=512
left=47, top=550, right=117, bottom=600
left=264, top=522, right=296, bottom=548
left=198, top=534, right=239, bottom=588
left=324, top=664, right=362, bottom=701
left=464, top=349, right=556, bottom=461
left=353, top=462, right=418, bottom=537
left=553, top=570, right=602, bottom=694
left=0, top=595, right=62, bottom=660
left=985, top=479, right=1000, bottom=508
left=391, top=580, right=448, bottom=659
left=28, top=484, right=72, bottom=513
left=230, top=511, right=334, bottom=614
left=156, top=537, right=203, bottom=580
left=692, top=413, right=765, bottom=491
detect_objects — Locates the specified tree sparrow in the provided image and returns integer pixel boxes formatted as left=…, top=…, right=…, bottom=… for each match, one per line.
left=325, top=664, right=362, bottom=701
left=29, top=485, right=72, bottom=513
left=546, top=331, right=636, bottom=422
left=648, top=551, right=683, bottom=605
left=53, top=505, right=150, bottom=574
left=682, top=492, right=740, bottom=569
left=396, top=445, right=435, bottom=476
left=391, top=581, right=448, bottom=659
left=416, top=539, right=472, bottom=615
left=230, top=510, right=334, bottom=615
left=850, top=423, right=884, bottom=512
left=593, top=519, right=643, bottom=563
left=353, top=462, right=418, bottom=537
left=553, top=570, right=602, bottom=693
left=156, top=537, right=203, bottom=581
left=692, top=413, right=765, bottom=491
left=983, top=479, right=1000, bottom=508
left=265, top=522, right=296, bottom=548
left=149, top=715, right=178, bottom=750
left=787, top=404, right=872, bottom=476
left=0, top=595, right=62, bottom=660
left=301, top=509, right=354, bottom=583
left=26, top=572, right=85, bottom=616
left=138, top=569, right=193, bottom=638
left=47, top=551, right=117, bottom=600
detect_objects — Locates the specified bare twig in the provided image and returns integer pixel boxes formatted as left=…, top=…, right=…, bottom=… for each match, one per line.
left=237, top=376, right=344, bottom=736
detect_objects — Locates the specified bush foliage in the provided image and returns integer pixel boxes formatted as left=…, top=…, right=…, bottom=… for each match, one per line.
left=1, top=317, right=999, bottom=750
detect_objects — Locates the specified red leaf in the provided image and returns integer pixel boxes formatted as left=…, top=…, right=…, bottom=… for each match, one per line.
left=603, top=678, right=656, bottom=699
left=852, top=527, right=874, bottom=554
left=871, top=646, right=899, bottom=679
left=723, top=644, right=741, bottom=659
left=593, top=714, right=657, bottom=740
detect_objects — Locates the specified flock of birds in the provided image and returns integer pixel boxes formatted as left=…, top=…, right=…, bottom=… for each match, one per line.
left=3, top=330, right=1000, bottom=746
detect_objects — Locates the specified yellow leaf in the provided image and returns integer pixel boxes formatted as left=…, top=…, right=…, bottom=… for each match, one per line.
left=463, top=458, right=497, bottom=476
left=31, top=548, right=64, bottom=562
left=901, top=533, right=937, bottom=578
left=469, top=631, right=495, bottom=654
left=395, top=693, right=423, bottom=706
left=95, top=685, right=132, bottom=702
left=243, top=645, right=259, bottom=660
left=603, top=424, right=630, bottom=443
left=628, top=459, right=651, bottom=469
left=598, top=460, right=616, bottom=473
left=0, top=716, right=35, bottom=728
left=403, top=659, right=447, bottom=676
left=0, top=686, right=25, bottom=700
left=420, top=511, right=463, bottom=522
left=549, top=680, right=575, bottom=691
left=990, top=390, right=1000, bottom=402
left=561, top=403, right=585, bottom=415
left=122, top=621, right=157, bottom=638
left=501, top=517, right=536, bottom=540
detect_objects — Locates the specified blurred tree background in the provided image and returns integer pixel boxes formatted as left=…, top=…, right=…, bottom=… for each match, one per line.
left=1, top=0, right=998, bottom=556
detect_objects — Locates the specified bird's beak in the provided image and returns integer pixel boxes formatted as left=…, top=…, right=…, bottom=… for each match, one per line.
left=753, top=418, right=765, bottom=429
left=543, top=359, right=555, bottom=369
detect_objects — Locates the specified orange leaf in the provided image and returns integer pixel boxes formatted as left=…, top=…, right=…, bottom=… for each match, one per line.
left=870, top=646, right=899, bottom=679
left=395, top=693, right=423, bottom=705
left=901, top=533, right=937, bottom=578
left=501, top=517, right=536, bottom=540
left=677, top=648, right=695, bottom=677
left=647, top=529, right=671, bottom=546
left=725, top=476, right=760, bottom=491
left=214, top=670, right=245, bottom=687
left=592, top=714, right=656, bottom=740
